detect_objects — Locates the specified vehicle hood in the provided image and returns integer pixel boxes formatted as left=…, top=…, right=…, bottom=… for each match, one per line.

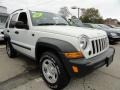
left=33, top=26, right=107, bottom=38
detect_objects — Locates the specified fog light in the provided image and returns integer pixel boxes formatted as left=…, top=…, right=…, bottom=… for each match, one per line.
left=72, top=66, right=79, bottom=73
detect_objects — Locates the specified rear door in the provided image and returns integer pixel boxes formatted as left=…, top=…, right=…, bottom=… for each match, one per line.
left=7, top=13, right=18, bottom=44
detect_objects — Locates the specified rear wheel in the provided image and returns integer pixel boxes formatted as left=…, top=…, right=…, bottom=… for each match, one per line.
left=6, top=41, right=17, bottom=58
left=40, top=52, right=70, bottom=90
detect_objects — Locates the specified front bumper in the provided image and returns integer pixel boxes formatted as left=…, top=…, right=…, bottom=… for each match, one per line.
left=64, top=47, right=115, bottom=78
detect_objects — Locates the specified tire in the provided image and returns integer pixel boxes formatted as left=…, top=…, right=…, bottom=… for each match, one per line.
left=109, top=41, right=115, bottom=45
left=6, top=41, right=17, bottom=58
left=39, top=52, right=70, bottom=90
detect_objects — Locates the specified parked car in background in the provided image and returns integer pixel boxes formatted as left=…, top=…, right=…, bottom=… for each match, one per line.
left=84, top=23, right=120, bottom=44
left=113, top=27, right=120, bottom=29
left=0, top=26, right=4, bottom=41
left=67, top=17, right=120, bottom=44
left=98, top=24, right=120, bottom=43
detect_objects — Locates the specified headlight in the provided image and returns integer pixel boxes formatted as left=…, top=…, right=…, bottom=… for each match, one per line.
left=110, top=33, right=117, bottom=37
left=79, top=35, right=88, bottom=49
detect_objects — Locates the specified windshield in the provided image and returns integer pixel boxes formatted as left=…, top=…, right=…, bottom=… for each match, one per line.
left=69, top=18, right=84, bottom=27
left=91, top=24, right=103, bottom=29
left=99, top=24, right=111, bottom=29
left=84, top=24, right=93, bottom=28
left=30, top=11, right=69, bottom=26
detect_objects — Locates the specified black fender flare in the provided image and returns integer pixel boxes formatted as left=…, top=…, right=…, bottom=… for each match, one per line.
left=35, top=37, right=77, bottom=53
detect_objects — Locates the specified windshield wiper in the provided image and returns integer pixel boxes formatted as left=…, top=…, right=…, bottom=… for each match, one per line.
left=38, top=23, right=68, bottom=26
left=55, top=23, right=68, bottom=25
left=38, top=23, right=55, bottom=26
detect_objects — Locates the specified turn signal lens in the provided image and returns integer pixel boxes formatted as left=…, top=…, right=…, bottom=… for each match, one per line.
left=64, top=51, right=84, bottom=59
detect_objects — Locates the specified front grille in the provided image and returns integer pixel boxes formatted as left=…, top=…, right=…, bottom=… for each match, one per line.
left=91, top=37, right=108, bottom=55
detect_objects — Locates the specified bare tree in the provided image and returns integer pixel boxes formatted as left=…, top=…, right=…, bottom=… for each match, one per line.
left=59, top=7, right=72, bottom=18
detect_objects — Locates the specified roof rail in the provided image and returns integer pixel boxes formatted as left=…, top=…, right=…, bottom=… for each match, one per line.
left=11, top=9, right=23, bottom=14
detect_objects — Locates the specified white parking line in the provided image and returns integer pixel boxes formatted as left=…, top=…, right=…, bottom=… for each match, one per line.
left=35, top=78, right=43, bottom=82
left=0, top=45, right=5, bottom=49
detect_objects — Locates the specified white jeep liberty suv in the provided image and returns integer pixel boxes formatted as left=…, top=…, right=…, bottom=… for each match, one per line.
left=4, top=9, right=115, bottom=90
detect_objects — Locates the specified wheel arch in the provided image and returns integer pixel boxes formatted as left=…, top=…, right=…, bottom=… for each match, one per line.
left=4, top=34, right=11, bottom=42
left=35, top=42, right=62, bottom=61
left=35, top=37, right=78, bottom=77
left=35, top=37, right=78, bottom=62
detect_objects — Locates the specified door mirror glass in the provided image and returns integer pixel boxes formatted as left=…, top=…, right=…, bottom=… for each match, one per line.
left=15, top=21, right=29, bottom=29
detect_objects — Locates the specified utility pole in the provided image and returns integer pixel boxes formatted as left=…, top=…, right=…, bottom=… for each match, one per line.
left=71, top=6, right=81, bottom=18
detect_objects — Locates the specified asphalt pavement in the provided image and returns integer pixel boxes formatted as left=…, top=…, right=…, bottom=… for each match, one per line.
left=0, top=42, right=120, bottom=90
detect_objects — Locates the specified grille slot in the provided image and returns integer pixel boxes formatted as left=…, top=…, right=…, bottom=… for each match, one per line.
left=92, top=41, right=95, bottom=54
left=91, top=37, right=108, bottom=55
left=96, top=40, right=99, bottom=53
left=99, top=39, right=102, bottom=51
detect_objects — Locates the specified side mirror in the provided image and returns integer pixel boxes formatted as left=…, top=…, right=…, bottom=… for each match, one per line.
left=15, top=21, right=29, bottom=30
left=1, top=31, right=4, bottom=34
left=9, top=21, right=16, bottom=28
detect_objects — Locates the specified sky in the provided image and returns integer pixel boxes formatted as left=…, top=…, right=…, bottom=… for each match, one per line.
left=0, top=0, right=120, bottom=20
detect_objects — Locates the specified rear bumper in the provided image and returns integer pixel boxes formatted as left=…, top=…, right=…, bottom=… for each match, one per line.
left=63, top=47, right=115, bottom=78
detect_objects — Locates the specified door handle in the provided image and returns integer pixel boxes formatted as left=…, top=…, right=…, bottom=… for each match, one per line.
left=15, top=31, right=19, bottom=34
left=32, top=34, right=35, bottom=37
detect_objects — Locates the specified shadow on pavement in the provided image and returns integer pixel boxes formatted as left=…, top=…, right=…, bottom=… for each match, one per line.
left=0, top=52, right=41, bottom=90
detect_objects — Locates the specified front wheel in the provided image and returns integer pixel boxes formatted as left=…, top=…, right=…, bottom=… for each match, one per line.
left=40, top=52, right=70, bottom=90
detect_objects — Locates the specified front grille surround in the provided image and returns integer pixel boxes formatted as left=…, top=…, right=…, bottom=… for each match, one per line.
left=91, top=37, right=109, bottom=55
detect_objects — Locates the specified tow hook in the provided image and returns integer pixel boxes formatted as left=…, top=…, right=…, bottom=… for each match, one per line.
left=105, top=58, right=109, bottom=67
